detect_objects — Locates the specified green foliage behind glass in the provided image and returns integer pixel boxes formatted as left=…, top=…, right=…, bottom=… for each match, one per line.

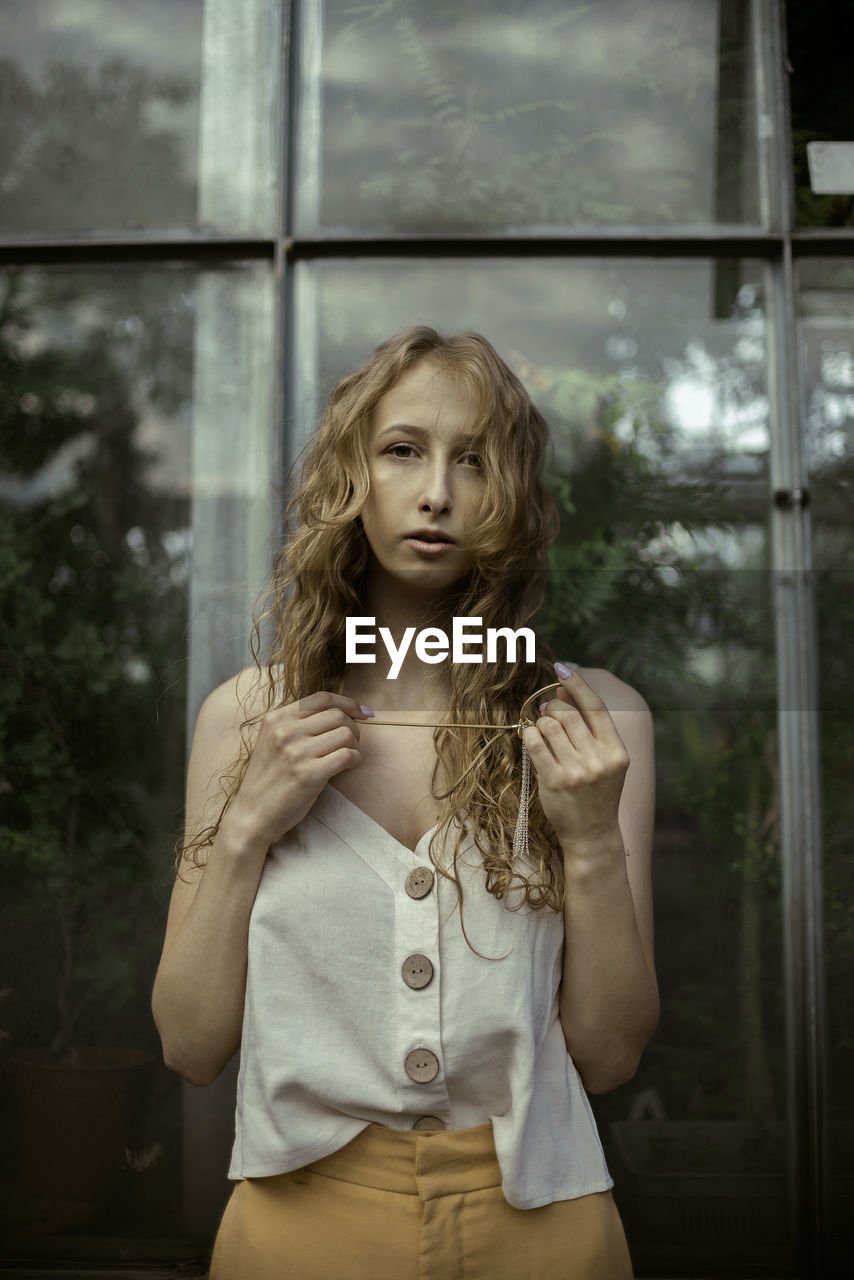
left=0, top=272, right=188, bottom=1059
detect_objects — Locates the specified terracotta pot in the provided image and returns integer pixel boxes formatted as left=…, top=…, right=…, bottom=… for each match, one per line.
left=15, top=1047, right=154, bottom=1218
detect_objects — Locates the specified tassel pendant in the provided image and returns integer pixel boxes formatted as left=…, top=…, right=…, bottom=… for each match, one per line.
left=512, top=738, right=531, bottom=863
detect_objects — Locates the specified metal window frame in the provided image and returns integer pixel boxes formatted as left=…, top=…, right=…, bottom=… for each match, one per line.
left=762, top=3, right=827, bottom=1275
left=2, top=225, right=853, bottom=267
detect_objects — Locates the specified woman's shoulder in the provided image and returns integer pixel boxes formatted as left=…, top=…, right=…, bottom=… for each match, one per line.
left=574, top=667, right=655, bottom=788
left=574, top=665, right=652, bottom=720
left=198, top=664, right=278, bottom=734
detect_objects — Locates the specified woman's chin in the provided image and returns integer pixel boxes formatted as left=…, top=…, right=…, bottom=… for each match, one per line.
left=367, top=559, right=471, bottom=600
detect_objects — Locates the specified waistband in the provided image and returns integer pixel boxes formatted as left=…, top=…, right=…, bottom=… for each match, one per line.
left=304, top=1122, right=501, bottom=1201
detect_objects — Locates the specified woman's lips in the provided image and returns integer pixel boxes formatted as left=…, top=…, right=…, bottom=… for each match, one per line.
left=404, top=536, right=456, bottom=555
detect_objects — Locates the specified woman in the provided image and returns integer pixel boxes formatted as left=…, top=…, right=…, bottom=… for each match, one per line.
left=152, top=326, right=658, bottom=1279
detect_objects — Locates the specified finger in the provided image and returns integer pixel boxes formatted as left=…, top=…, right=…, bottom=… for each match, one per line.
left=295, top=691, right=374, bottom=721
left=528, top=714, right=585, bottom=772
left=304, top=706, right=363, bottom=742
left=522, top=725, right=563, bottom=786
left=305, top=724, right=363, bottom=760
left=327, top=745, right=362, bottom=774
left=538, top=683, right=591, bottom=731
left=551, top=663, right=615, bottom=740
left=538, top=701, right=593, bottom=753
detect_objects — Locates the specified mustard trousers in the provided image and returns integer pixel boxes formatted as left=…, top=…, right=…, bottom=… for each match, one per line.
left=209, top=1122, right=634, bottom=1280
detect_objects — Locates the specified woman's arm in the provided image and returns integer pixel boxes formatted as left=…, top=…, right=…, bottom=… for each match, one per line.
left=523, top=665, right=659, bottom=1095
left=151, top=671, right=369, bottom=1086
left=151, top=671, right=271, bottom=1086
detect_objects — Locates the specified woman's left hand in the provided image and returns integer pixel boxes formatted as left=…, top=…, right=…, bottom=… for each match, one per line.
left=522, top=663, right=630, bottom=856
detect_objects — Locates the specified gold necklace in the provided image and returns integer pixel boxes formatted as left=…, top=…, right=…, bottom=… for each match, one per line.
left=362, top=680, right=563, bottom=861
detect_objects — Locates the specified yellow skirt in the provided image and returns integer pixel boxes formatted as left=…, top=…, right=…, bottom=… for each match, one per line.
left=210, top=1122, right=634, bottom=1280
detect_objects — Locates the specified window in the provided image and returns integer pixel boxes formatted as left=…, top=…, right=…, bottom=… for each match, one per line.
left=0, top=0, right=203, bottom=236
left=294, top=0, right=760, bottom=232
left=0, top=0, right=281, bottom=1268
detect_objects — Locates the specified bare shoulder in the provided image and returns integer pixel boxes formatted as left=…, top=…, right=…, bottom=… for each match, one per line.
left=576, top=666, right=652, bottom=721
left=198, top=664, right=276, bottom=737
left=184, top=665, right=276, bottom=846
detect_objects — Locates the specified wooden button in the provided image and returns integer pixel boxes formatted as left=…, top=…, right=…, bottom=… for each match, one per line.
left=404, top=1048, right=439, bottom=1083
left=413, top=1115, right=445, bottom=1131
left=401, top=954, right=433, bottom=990
left=405, top=867, right=434, bottom=899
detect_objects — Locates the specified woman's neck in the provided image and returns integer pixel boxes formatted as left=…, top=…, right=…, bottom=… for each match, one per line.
left=340, top=652, right=450, bottom=715
left=342, top=566, right=470, bottom=712
left=342, top=601, right=458, bottom=715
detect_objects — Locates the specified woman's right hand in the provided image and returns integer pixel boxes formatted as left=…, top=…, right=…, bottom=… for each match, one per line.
left=154, top=676, right=373, bottom=1083
left=222, top=691, right=372, bottom=851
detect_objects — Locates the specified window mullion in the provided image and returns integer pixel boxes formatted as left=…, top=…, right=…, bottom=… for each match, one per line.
left=764, top=1, right=827, bottom=1272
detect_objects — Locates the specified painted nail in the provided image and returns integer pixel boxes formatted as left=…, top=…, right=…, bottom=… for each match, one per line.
left=554, top=661, right=574, bottom=680
left=538, top=702, right=549, bottom=713
left=360, top=705, right=375, bottom=717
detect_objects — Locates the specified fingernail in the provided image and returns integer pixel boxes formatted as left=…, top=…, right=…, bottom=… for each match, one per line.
left=538, top=702, right=549, bottom=713
left=360, top=705, right=375, bottom=717
left=554, top=661, right=574, bottom=679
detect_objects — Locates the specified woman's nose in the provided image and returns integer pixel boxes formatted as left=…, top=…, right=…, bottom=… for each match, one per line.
left=418, top=462, right=453, bottom=513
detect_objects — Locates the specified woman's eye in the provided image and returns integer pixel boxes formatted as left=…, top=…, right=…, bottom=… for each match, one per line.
left=388, top=443, right=416, bottom=458
left=462, top=452, right=482, bottom=468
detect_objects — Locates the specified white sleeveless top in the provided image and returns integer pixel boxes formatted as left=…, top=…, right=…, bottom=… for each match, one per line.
left=228, top=784, right=612, bottom=1209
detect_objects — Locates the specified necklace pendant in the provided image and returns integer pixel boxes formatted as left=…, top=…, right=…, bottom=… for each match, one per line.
left=512, top=740, right=531, bottom=863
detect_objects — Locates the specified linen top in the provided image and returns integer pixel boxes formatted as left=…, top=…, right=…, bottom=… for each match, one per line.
left=228, top=784, right=612, bottom=1210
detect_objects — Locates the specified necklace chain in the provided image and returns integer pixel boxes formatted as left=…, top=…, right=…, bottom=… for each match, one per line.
left=361, top=681, right=562, bottom=857
left=360, top=682, right=629, bottom=862
left=361, top=682, right=562, bottom=736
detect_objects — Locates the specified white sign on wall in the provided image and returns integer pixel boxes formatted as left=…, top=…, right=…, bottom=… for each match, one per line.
left=807, top=142, right=854, bottom=194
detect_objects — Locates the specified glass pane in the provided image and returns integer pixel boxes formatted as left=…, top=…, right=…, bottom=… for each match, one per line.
left=788, top=1, right=854, bottom=228
left=0, top=0, right=281, bottom=237
left=0, top=266, right=190, bottom=1250
left=293, top=258, right=794, bottom=1273
left=0, top=262, right=274, bottom=1261
left=798, top=259, right=854, bottom=1274
left=296, top=0, right=761, bottom=233
left=0, top=0, right=201, bottom=235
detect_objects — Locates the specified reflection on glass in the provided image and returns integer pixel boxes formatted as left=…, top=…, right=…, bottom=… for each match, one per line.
left=798, top=260, right=854, bottom=1269
left=294, top=257, right=793, bottom=1270
left=0, top=267, right=193, bottom=1241
left=0, top=0, right=202, bottom=234
left=297, top=0, right=760, bottom=232
left=298, top=259, right=769, bottom=477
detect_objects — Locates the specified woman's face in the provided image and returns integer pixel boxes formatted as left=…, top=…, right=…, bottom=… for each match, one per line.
left=359, top=359, right=485, bottom=599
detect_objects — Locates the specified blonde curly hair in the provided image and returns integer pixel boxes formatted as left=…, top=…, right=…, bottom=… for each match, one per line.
left=180, top=326, right=566, bottom=935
